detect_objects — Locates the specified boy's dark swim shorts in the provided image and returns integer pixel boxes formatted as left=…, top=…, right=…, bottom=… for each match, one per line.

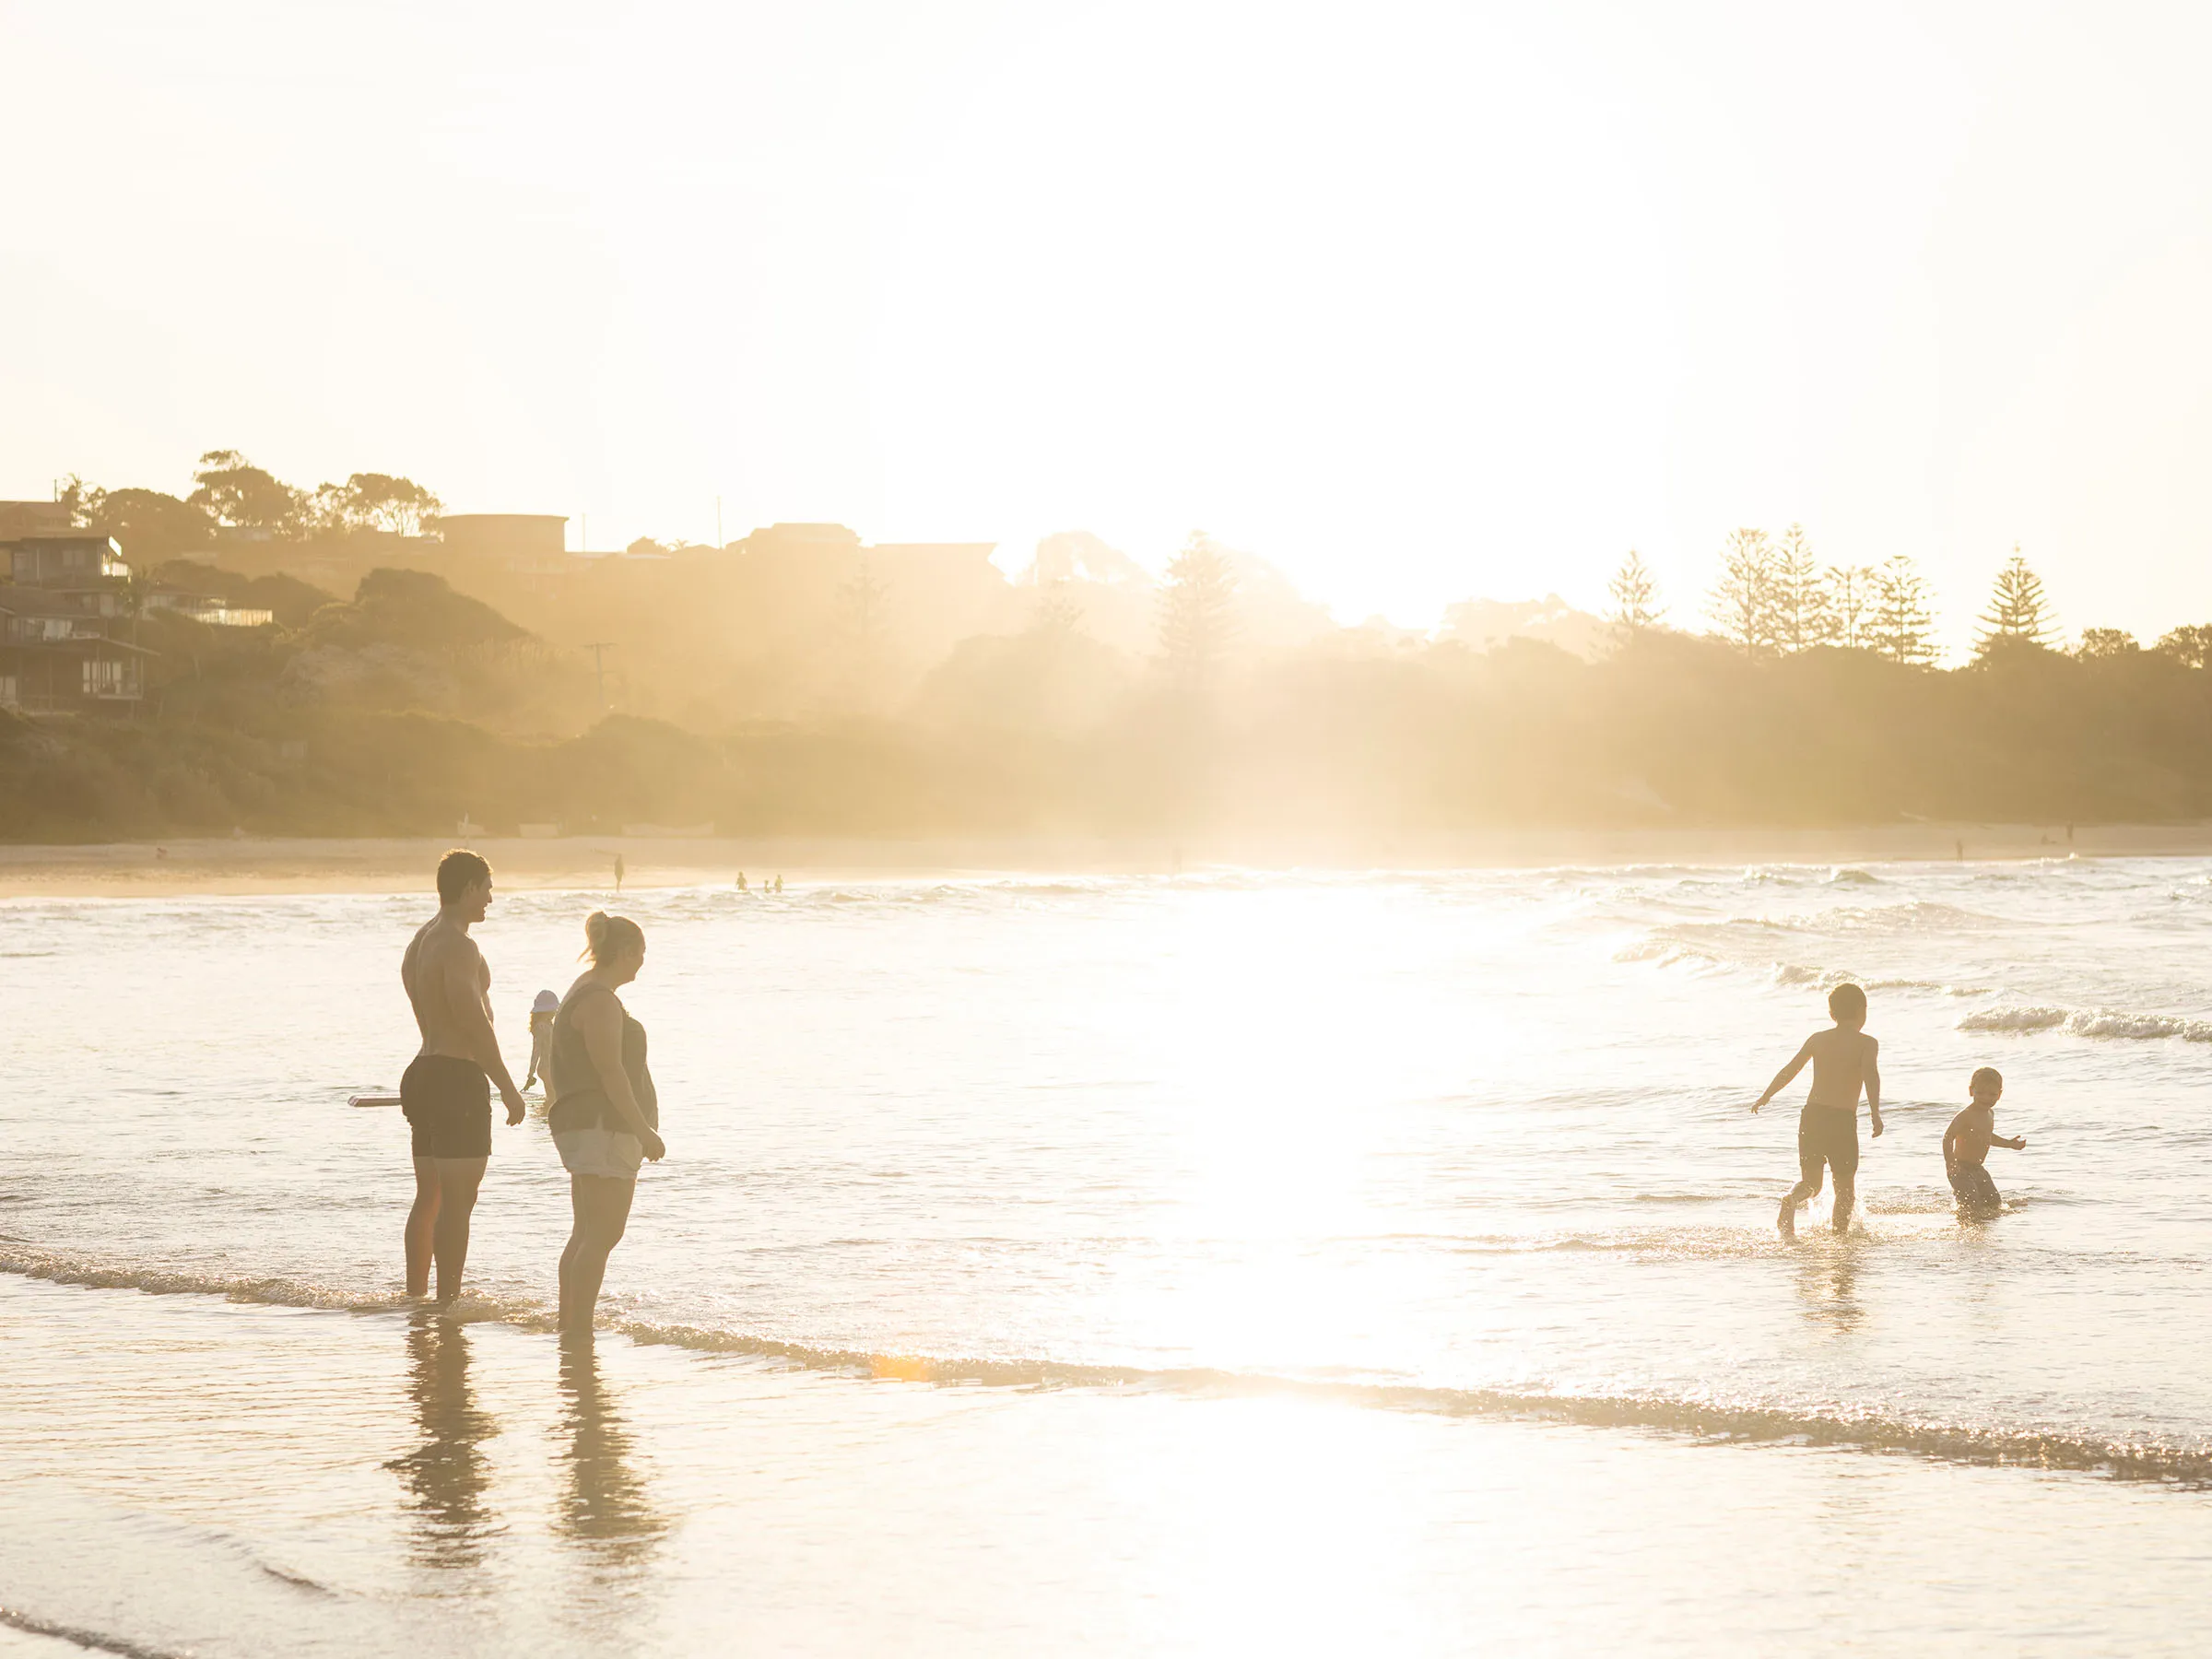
left=1796, top=1104, right=1860, bottom=1190
left=1948, top=1160, right=2001, bottom=1215
left=400, top=1054, right=492, bottom=1159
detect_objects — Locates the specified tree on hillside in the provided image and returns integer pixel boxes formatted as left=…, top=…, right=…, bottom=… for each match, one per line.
left=1158, top=532, right=1240, bottom=691
left=188, top=451, right=302, bottom=534
left=2155, top=625, right=2212, bottom=668
left=1827, top=564, right=1877, bottom=650
left=1030, top=579, right=1087, bottom=638
left=309, top=473, right=442, bottom=536
left=76, top=485, right=214, bottom=561
left=300, top=567, right=530, bottom=652
left=1706, top=528, right=1778, bottom=656
left=1976, top=547, right=2057, bottom=653
left=2076, top=628, right=2139, bottom=659
left=1867, top=555, right=1940, bottom=665
left=1771, top=524, right=1834, bottom=653
left=1606, top=550, right=1664, bottom=639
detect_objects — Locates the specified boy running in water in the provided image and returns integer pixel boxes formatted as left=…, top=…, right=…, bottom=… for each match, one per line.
left=1752, top=983, right=1883, bottom=1239
left=1944, top=1066, right=2025, bottom=1220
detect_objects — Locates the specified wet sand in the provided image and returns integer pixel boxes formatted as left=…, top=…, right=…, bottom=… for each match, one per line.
left=0, top=822, right=2200, bottom=897
left=1, top=1273, right=2206, bottom=1657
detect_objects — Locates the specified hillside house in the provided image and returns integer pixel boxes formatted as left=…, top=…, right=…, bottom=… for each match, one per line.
left=437, top=513, right=570, bottom=571
left=0, top=533, right=152, bottom=712
left=142, top=593, right=276, bottom=628
left=0, top=500, right=74, bottom=539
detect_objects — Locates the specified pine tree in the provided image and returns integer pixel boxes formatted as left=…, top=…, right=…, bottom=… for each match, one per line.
left=1706, top=528, right=1779, bottom=656
left=836, top=554, right=889, bottom=651
left=1827, top=564, right=1877, bottom=650
left=1606, top=549, right=1664, bottom=639
left=1867, top=555, right=1940, bottom=665
left=1158, top=532, right=1240, bottom=692
left=1976, top=547, right=2057, bottom=653
left=834, top=554, right=893, bottom=707
left=1771, top=524, right=1835, bottom=652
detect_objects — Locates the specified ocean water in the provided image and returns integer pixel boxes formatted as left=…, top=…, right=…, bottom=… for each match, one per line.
left=6, top=858, right=2212, bottom=1653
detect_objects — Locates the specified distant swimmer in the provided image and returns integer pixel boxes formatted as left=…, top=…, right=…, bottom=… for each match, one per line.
left=1945, top=1066, right=2026, bottom=1220
left=772, top=874, right=782, bottom=893
left=736, top=871, right=747, bottom=892
left=399, top=850, right=529, bottom=1303
left=548, top=912, right=666, bottom=1339
left=1752, top=982, right=1883, bottom=1240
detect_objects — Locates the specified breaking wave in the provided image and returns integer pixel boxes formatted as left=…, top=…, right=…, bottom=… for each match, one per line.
left=1618, top=935, right=1986, bottom=997
left=1959, top=1005, right=2212, bottom=1042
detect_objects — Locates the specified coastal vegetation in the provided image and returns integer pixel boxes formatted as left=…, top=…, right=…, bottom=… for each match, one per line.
left=10, top=456, right=2212, bottom=840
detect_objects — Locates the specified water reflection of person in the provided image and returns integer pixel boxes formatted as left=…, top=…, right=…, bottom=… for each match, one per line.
left=556, top=1342, right=665, bottom=1569
left=1793, top=1241, right=1863, bottom=1335
left=391, top=1315, right=500, bottom=1571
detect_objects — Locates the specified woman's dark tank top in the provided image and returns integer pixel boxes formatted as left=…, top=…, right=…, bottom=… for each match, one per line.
left=547, top=982, right=658, bottom=1135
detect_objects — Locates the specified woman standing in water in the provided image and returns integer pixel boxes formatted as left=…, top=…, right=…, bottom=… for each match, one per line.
left=549, top=912, right=665, bottom=1338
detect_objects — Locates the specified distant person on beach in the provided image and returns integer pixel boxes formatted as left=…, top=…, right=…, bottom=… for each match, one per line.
left=399, top=850, right=529, bottom=1303
left=614, top=853, right=626, bottom=894
left=1751, top=982, right=1883, bottom=1239
left=1945, top=1066, right=2025, bottom=1220
left=549, top=912, right=665, bottom=1339
left=524, top=989, right=559, bottom=1096
left=736, top=871, right=747, bottom=892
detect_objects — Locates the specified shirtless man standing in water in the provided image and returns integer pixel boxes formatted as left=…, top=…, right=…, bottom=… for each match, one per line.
left=1751, top=982, right=1883, bottom=1239
left=400, top=850, right=527, bottom=1302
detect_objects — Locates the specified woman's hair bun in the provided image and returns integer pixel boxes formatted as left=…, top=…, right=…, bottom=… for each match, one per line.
left=580, top=910, right=643, bottom=965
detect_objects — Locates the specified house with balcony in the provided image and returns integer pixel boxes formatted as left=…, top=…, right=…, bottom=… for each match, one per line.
left=0, top=533, right=153, bottom=712
left=142, top=591, right=276, bottom=628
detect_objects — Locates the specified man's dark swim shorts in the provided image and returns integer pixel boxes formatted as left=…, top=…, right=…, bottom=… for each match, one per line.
left=400, top=1054, right=491, bottom=1159
left=1796, top=1103, right=1860, bottom=1189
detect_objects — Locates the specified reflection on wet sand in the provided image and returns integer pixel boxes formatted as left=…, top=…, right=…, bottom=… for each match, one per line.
left=556, top=1339, right=665, bottom=1571
left=389, top=1315, right=500, bottom=1571
left=1793, top=1240, right=1863, bottom=1336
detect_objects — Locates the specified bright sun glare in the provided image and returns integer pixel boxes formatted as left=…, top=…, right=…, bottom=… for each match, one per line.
left=12, top=2, right=2212, bottom=644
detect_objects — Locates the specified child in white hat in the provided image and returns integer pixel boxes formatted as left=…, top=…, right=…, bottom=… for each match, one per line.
left=524, top=989, right=560, bottom=1098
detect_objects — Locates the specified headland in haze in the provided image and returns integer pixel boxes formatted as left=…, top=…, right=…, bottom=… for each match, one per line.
left=6, top=453, right=2212, bottom=846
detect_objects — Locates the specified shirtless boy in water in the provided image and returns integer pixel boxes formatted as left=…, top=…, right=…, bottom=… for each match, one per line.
left=1944, top=1066, right=2025, bottom=1220
left=400, top=850, right=528, bottom=1303
left=1752, top=983, right=1883, bottom=1239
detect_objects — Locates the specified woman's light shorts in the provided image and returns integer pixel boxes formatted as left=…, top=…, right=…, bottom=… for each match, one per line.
left=554, top=1127, right=644, bottom=1181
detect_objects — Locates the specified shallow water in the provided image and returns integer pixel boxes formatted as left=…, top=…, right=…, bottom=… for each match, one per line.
left=6, top=858, right=2212, bottom=1651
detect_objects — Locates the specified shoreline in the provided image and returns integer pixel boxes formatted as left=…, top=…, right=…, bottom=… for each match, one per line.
left=0, top=821, right=2203, bottom=897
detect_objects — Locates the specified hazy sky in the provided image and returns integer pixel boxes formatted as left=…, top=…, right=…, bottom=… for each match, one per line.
left=7, top=0, right=2212, bottom=649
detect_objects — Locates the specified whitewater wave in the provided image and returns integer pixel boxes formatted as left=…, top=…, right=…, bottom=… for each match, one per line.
left=6, top=1245, right=2206, bottom=1486
left=1618, top=937, right=1986, bottom=997
left=1959, top=1005, right=2212, bottom=1042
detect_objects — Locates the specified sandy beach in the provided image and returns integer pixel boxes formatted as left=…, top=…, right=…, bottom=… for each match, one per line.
left=0, top=820, right=2205, bottom=898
